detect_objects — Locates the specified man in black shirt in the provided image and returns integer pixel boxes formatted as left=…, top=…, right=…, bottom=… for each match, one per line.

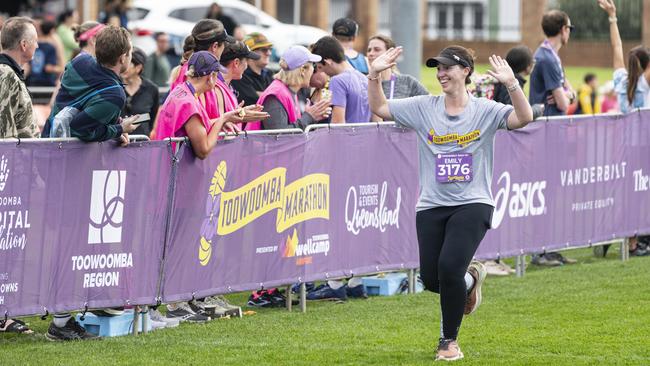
left=231, top=32, right=274, bottom=106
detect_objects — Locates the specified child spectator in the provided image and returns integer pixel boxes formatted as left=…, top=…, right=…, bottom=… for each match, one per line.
left=575, top=73, right=601, bottom=114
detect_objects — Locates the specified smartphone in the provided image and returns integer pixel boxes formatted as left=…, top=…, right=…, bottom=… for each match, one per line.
left=131, top=113, right=150, bottom=125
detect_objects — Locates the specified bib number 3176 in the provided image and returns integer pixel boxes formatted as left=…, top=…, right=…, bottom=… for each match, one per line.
left=435, top=153, right=473, bottom=183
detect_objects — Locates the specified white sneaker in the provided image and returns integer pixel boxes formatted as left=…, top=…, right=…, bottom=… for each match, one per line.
left=483, top=260, right=510, bottom=276
left=150, top=308, right=180, bottom=328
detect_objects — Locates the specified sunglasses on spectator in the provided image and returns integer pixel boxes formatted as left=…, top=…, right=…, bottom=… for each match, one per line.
left=566, top=24, right=575, bottom=32
left=255, top=48, right=271, bottom=54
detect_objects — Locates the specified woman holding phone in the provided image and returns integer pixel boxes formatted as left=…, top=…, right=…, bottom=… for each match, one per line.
left=121, top=48, right=159, bottom=136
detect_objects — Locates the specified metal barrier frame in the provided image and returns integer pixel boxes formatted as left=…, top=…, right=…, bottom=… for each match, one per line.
left=6, top=113, right=645, bottom=322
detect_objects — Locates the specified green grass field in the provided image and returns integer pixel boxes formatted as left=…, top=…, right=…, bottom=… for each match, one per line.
left=421, top=65, right=614, bottom=96
left=2, top=248, right=649, bottom=365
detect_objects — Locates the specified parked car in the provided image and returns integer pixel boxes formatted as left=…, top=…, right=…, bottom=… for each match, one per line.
left=128, top=0, right=328, bottom=63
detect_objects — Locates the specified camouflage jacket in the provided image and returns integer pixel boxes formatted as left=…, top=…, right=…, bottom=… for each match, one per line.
left=0, top=54, right=39, bottom=139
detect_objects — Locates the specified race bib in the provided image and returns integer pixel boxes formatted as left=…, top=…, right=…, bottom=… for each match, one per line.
left=435, top=153, right=473, bottom=183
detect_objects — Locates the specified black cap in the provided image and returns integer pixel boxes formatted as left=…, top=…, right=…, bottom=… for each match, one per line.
left=332, top=18, right=359, bottom=37
left=426, top=48, right=472, bottom=69
left=220, top=42, right=261, bottom=63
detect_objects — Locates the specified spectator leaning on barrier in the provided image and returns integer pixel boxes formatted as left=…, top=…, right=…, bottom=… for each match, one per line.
left=366, top=34, right=429, bottom=100
left=575, top=73, right=601, bottom=115
left=0, top=16, right=40, bottom=336
left=215, top=41, right=262, bottom=118
left=42, top=25, right=139, bottom=144
left=155, top=50, right=267, bottom=322
left=528, top=10, right=578, bottom=266
left=368, top=45, right=533, bottom=362
left=529, top=10, right=576, bottom=117
left=121, top=47, right=159, bottom=137
left=245, top=45, right=331, bottom=130
left=311, top=36, right=376, bottom=123
left=167, top=19, right=260, bottom=129
left=231, top=32, right=275, bottom=107
left=155, top=51, right=244, bottom=156
left=143, top=32, right=171, bottom=87
left=0, top=16, right=40, bottom=139
left=332, top=18, right=369, bottom=75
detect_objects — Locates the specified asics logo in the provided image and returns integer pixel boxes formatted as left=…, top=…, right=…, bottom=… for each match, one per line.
left=492, top=171, right=547, bottom=228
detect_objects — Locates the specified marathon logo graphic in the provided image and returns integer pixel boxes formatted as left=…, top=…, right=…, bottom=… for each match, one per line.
left=427, top=129, right=481, bottom=146
left=492, top=171, right=547, bottom=229
left=198, top=161, right=330, bottom=266
left=281, top=228, right=330, bottom=266
left=88, top=170, right=126, bottom=244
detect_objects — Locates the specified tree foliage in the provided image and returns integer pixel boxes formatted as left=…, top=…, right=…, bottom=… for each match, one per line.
left=551, top=0, right=642, bottom=41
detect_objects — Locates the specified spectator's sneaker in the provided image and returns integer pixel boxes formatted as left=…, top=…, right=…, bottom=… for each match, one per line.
left=46, top=318, right=100, bottom=341
left=166, top=303, right=210, bottom=323
left=189, top=299, right=227, bottom=319
left=247, top=291, right=273, bottom=307
left=483, top=260, right=510, bottom=276
left=593, top=244, right=611, bottom=258
left=203, top=296, right=241, bottom=318
left=149, top=308, right=179, bottom=328
left=306, top=284, right=348, bottom=301
left=630, top=246, right=649, bottom=256
left=142, top=313, right=167, bottom=331
left=496, top=261, right=516, bottom=274
left=91, top=307, right=125, bottom=317
left=546, top=252, right=577, bottom=264
left=531, top=253, right=562, bottom=266
left=435, top=338, right=464, bottom=361
left=345, top=284, right=368, bottom=299
left=464, top=261, right=487, bottom=315
left=291, top=282, right=315, bottom=294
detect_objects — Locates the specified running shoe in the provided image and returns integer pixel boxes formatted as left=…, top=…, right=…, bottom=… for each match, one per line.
left=531, top=253, right=562, bottom=266
left=464, top=260, right=487, bottom=315
left=435, top=338, right=464, bottom=361
left=149, top=308, right=180, bottom=328
left=291, top=282, right=315, bottom=294
left=189, top=298, right=228, bottom=319
left=139, top=311, right=167, bottom=331
left=166, top=302, right=210, bottom=323
left=483, top=260, right=510, bottom=276
left=247, top=291, right=273, bottom=307
left=545, top=252, right=578, bottom=264
left=46, top=318, right=100, bottom=341
left=203, top=296, right=241, bottom=318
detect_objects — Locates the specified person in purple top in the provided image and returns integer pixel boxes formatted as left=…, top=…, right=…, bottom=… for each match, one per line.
left=311, top=36, right=378, bottom=123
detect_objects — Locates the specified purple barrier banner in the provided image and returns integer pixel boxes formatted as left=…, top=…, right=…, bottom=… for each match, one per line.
left=162, top=127, right=419, bottom=302
left=478, top=111, right=650, bottom=258
left=0, top=140, right=171, bottom=317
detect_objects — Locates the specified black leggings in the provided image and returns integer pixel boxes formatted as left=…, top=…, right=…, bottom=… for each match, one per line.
left=416, top=203, right=493, bottom=340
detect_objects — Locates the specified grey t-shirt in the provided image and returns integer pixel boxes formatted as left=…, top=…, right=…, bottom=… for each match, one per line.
left=388, top=94, right=513, bottom=210
left=382, top=74, right=429, bottom=100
